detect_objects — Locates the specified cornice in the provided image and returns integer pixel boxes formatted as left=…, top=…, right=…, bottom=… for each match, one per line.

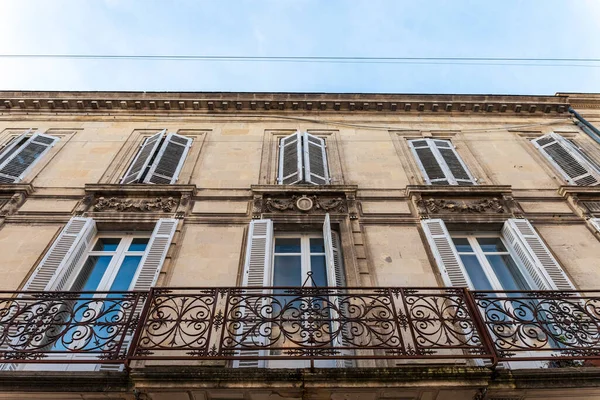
left=84, top=183, right=196, bottom=197
left=406, top=185, right=512, bottom=198
left=251, top=184, right=358, bottom=194
left=0, top=91, right=570, bottom=115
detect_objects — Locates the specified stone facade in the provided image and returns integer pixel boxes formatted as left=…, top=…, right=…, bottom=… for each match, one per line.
left=0, top=91, right=600, bottom=399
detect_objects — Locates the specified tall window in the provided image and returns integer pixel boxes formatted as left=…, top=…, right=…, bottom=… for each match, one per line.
left=121, top=129, right=192, bottom=184
left=273, top=234, right=333, bottom=289
left=0, top=130, right=58, bottom=183
left=451, top=234, right=532, bottom=291
left=278, top=131, right=330, bottom=185
left=408, top=139, right=476, bottom=185
left=532, top=133, right=600, bottom=186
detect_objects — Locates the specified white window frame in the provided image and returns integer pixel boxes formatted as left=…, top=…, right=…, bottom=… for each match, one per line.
left=277, top=131, right=331, bottom=185
left=451, top=233, right=539, bottom=291
left=408, top=138, right=476, bottom=185
left=272, top=232, right=331, bottom=287
left=63, top=232, right=152, bottom=293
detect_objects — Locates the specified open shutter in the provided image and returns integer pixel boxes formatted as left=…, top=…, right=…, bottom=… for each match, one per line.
left=120, top=130, right=165, bottom=184
left=409, top=139, right=449, bottom=185
left=144, top=133, right=192, bottom=184
left=277, top=131, right=303, bottom=185
left=303, top=132, right=330, bottom=185
left=432, top=140, right=476, bottom=185
left=23, top=217, right=96, bottom=291
left=589, top=218, right=600, bottom=234
left=421, top=219, right=472, bottom=288
left=0, top=129, right=31, bottom=167
left=0, top=132, right=58, bottom=184
left=532, top=133, right=600, bottom=186
left=502, top=219, right=575, bottom=290
left=235, top=219, right=273, bottom=368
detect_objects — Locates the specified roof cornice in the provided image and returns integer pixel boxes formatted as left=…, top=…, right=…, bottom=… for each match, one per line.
left=0, top=91, right=570, bottom=115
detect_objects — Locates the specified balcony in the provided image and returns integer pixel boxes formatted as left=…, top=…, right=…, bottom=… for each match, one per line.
left=0, top=287, right=599, bottom=368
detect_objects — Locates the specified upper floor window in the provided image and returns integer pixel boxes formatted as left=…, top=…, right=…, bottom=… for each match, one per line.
left=0, top=129, right=58, bottom=184
left=278, top=131, right=330, bottom=185
left=532, top=132, right=600, bottom=186
left=408, top=139, right=476, bottom=185
left=121, top=129, right=192, bottom=184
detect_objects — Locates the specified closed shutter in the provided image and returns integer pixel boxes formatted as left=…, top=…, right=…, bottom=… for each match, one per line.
left=432, top=140, right=476, bottom=185
left=120, top=130, right=165, bottom=184
left=235, top=219, right=274, bottom=368
left=277, top=131, right=303, bottom=185
left=409, top=139, right=475, bottom=186
left=144, top=133, right=192, bottom=184
left=0, top=132, right=58, bottom=184
left=421, top=219, right=472, bottom=287
left=303, top=132, right=330, bottom=185
left=532, top=133, right=600, bottom=186
left=23, top=217, right=97, bottom=291
left=502, top=219, right=575, bottom=290
left=323, top=214, right=352, bottom=367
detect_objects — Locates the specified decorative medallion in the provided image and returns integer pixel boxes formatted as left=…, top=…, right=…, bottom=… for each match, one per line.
left=295, top=195, right=314, bottom=211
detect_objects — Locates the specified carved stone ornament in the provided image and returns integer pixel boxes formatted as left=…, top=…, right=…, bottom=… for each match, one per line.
left=419, top=197, right=505, bottom=214
left=263, top=195, right=346, bottom=214
left=93, top=197, right=178, bottom=212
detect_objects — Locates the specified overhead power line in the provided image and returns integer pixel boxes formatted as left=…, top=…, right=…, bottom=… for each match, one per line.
left=1, top=54, right=600, bottom=67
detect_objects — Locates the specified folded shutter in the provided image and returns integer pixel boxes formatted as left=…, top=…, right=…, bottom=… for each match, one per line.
left=421, top=219, right=472, bottom=287
left=0, top=132, right=58, bottom=184
left=235, top=219, right=273, bottom=368
left=532, top=133, right=600, bottom=186
left=409, top=139, right=450, bottom=185
left=303, top=132, right=330, bottom=185
left=277, top=131, right=303, bottom=185
left=432, top=140, right=476, bottom=185
left=144, top=133, right=192, bottom=184
left=502, top=219, right=575, bottom=290
left=120, top=130, right=165, bottom=184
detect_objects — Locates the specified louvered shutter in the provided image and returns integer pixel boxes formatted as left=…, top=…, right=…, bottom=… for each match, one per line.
left=323, top=214, right=352, bottom=367
left=277, top=131, right=303, bottom=185
left=23, top=217, right=97, bottom=291
left=0, top=132, right=58, bottom=184
left=409, top=139, right=449, bottom=185
left=235, top=219, right=273, bottom=368
left=532, top=133, right=600, bottom=186
left=303, top=132, right=330, bottom=185
left=120, top=130, right=165, bottom=184
left=502, top=219, right=575, bottom=290
left=432, top=140, right=476, bottom=185
left=421, top=219, right=472, bottom=288
left=589, top=218, right=600, bottom=234
left=0, top=129, right=32, bottom=167
left=144, top=133, right=192, bottom=184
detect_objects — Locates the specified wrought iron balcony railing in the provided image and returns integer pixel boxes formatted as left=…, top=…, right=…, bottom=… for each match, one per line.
left=0, top=287, right=599, bottom=367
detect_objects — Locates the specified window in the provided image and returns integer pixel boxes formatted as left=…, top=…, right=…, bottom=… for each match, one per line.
left=121, top=129, right=192, bottom=184
left=278, top=130, right=330, bottom=185
left=0, top=129, right=58, bottom=183
left=421, top=218, right=575, bottom=291
left=532, top=133, right=600, bottom=186
left=451, top=235, right=532, bottom=291
left=408, top=139, right=476, bottom=185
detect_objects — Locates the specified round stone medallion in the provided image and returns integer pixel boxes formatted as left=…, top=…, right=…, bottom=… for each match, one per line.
left=295, top=195, right=314, bottom=212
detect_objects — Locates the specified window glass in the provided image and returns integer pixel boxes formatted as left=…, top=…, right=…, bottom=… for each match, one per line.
left=452, top=237, right=473, bottom=252
left=92, top=238, right=121, bottom=252
left=273, top=255, right=302, bottom=286
left=459, top=254, right=493, bottom=290
left=309, top=238, right=325, bottom=253
left=79, top=256, right=113, bottom=291
left=109, top=256, right=142, bottom=291
left=274, top=238, right=301, bottom=253
left=477, top=237, right=508, bottom=252
left=310, top=255, right=328, bottom=287
left=486, top=255, right=530, bottom=291
left=128, top=238, right=150, bottom=252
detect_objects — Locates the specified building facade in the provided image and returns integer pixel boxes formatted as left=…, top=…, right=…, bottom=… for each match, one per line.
left=0, top=91, right=599, bottom=399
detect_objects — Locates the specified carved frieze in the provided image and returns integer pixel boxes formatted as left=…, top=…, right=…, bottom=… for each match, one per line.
left=262, top=194, right=347, bottom=214
left=418, top=197, right=505, bottom=214
left=93, top=197, right=178, bottom=212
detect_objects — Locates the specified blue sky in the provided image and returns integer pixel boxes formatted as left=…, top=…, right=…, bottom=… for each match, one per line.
left=0, top=0, right=599, bottom=94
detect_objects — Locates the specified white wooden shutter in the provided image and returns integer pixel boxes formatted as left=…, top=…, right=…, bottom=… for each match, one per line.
left=23, top=217, right=97, bottom=291
left=589, top=218, right=600, bottom=234
left=120, top=130, right=165, bottom=184
left=0, top=129, right=32, bottom=167
left=532, top=133, right=600, bottom=186
left=131, top=219, right=178, bottom=290
left=431, top=140, right=476, bottom=185
left=277, top=131, right=303, bottom=185
left=303, top=132, right=330, bottom=185
left=421, top=219, right=472, bottom=287
left=144, top=133, right=192, bottom=184
left=235, top=219, right=273, bottom=368
left=409, top=139, right=449, bottom=185
left=0, top=132, right=58, bottom=184
left=502, top=219, right=575, bottom=290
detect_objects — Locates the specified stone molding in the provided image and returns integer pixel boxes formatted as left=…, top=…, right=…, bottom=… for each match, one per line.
left=558, top=186, right=600, bottom=218
left=93, top=197, right=178, bottom=213
left=0, top=91, right=570, bottom=115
